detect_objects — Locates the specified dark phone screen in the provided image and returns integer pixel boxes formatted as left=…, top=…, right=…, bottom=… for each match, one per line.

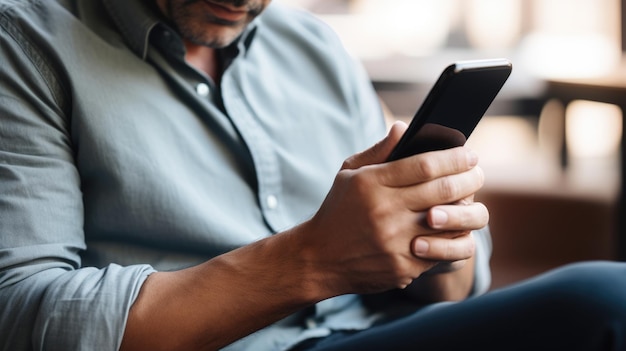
left=386, top=62, right=512, bottom=162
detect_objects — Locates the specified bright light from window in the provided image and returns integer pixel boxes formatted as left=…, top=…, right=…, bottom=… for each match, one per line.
left=352, top=0, right=453, bottom=56
left=466, top=116, right=539, bottom=167
left=519, top=0, right=620, bottom=79
left=465, top=0, right=522, bottom=50
left=566, top=100, right=623, bottom=158
left=519, top=34, right=621, bottom=78
left=316, top=0, right=454, bottom=59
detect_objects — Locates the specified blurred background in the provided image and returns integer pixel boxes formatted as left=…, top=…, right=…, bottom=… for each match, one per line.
left=280, top=0, right=624, bottom=289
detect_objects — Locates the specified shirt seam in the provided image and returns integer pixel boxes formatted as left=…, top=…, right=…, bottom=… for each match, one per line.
left=0, top=8, right=70, bottom=117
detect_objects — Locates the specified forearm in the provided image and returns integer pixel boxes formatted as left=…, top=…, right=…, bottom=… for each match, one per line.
left=120, top=227, right=323, bottom=351
left=402, top=256, right=476, bottom=303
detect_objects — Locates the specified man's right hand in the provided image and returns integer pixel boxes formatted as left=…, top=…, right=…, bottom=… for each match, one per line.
left=294, top=121, right=489, bottom=297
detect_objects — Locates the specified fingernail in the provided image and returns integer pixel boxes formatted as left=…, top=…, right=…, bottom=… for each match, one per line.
left=413, top=238, right=429, bottom=256
left=430, top=209, right=448, bottom=228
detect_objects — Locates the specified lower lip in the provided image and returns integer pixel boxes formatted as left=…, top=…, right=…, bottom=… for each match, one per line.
left=203, top=1, right=247, bottom=22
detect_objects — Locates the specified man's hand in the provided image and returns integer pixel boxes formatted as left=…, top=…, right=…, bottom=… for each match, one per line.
left=121, top=122, right=489, bottom=351
left=296, top=121, right=489, bottom=298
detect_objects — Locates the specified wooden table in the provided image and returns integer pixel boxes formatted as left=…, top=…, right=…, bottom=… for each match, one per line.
left=546, top=70, right=626, bottom=260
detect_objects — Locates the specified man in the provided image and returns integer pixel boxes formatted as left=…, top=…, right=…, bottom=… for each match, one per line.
left=0, top=1, right=624, bottom=350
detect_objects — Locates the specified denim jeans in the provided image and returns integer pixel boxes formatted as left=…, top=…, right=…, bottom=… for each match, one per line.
left=291, top=261, right=626, bottom=351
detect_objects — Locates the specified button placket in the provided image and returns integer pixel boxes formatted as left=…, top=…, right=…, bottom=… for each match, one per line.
left=221, top=82, right=285, bottom=230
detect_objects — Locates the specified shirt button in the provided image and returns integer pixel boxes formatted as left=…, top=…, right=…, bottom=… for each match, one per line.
left=305, top=318, right=318, bottom=329
left=266, top=195, right=278, bottom=210
left=196, top=83, right=210, bottom=97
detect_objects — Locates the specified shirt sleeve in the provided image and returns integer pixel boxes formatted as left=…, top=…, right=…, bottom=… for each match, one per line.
left=470, top=226, right=493, bottom=296
left=0, top=14, right=155, bottom=351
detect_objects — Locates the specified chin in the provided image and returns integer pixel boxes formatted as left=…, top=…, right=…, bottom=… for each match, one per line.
left=184, top=22, right=248, bottom=48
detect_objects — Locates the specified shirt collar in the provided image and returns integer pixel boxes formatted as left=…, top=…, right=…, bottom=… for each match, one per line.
left=103, top=0, right=259, bottom=60
left=103, top=0, right=161, bottom=59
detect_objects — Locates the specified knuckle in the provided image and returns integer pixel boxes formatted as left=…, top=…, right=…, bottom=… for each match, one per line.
left=462, top=236, right=476, bottom=258
left=442, top=241, right=456, bottom=260
left=369, top=227, right=393, bottom=251
left=437, top=176, right=459, bottom=202
left=437, top=234, right=474, bottom=261
left=464, top=202, right=489, bottom=229
left=340, top=169, right=377, bottom=203
left=349, top=171, right=368, bottom=191
left=458, top=210, right=473, bottom=228
left=350, top=168, right=377, bottom=192
left=483, top=207, right=490, bottom=225
left=450, top=148, right=466, bottom=170
left=415, top=156, right=437, bottom=179
left=477, top=202, right=490, bottom=226
left=469, top=168, right=485, bottom=192
left=453, top=234, right=475, bottom=259
left=335, top=168, right=354, bottom=185
left=365, top=200, right=397, bottom=238
left=475, top=166, right=485, bottom=186
left=341, top=157, right=357, bottom=170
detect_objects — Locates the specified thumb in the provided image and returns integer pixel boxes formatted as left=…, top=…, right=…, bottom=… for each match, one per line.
left=342, top=121, right=407, bottom=170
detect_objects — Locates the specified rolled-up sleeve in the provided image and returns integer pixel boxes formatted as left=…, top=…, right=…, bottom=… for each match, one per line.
left=2, top=265, right=153, bottom=350
left=0, top=12, right=154, bottom=350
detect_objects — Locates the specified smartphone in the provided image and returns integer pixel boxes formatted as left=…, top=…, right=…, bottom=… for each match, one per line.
left=386, top=58, right=513, bottom=162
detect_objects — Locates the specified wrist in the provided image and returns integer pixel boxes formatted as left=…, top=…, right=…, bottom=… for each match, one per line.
left=215, top=224, right=331, bottom=305
left=277, top=221, right=339, bottom=303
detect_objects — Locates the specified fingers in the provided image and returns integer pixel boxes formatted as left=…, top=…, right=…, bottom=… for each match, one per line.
left=411, top=231, right=476, bottom=262
left=427, top=202, right=489, bottom=231
left=399, top=166, right=485, bottom=211
left=319, top=138, right=488, bottom=292
left=344, top=137, right=484, bottom=212
left=409, top=202, right=487, bottom=264
left=376, top=146, right=479, bottom=187
left=398, top=202, right=488, bottom=244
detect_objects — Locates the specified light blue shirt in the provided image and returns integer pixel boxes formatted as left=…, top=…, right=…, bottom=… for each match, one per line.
left=0, top=0, right=492, bottom=350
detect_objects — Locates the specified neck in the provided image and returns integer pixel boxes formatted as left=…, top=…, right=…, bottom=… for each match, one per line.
left=184, top=42, right=221, bottom=83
